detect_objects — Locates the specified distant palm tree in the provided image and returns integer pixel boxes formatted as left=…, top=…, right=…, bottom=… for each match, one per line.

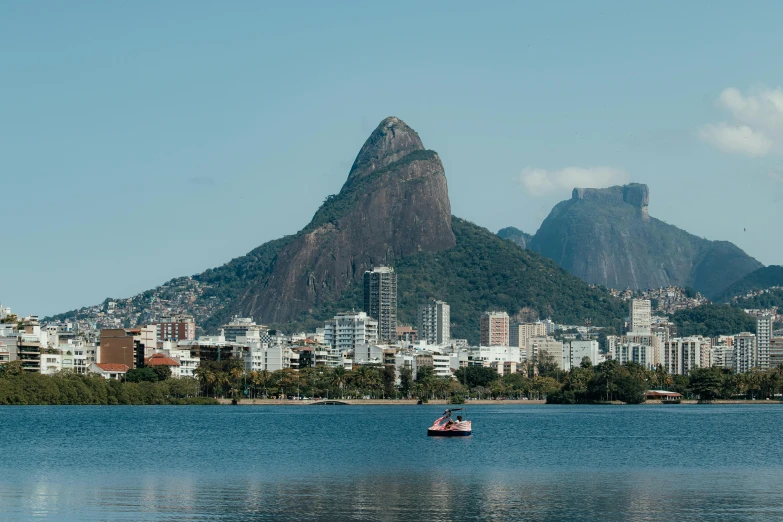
left=230, top=367, right=244, bottom=400
left=194, top=366, right=215, bottom=397
left=331, top=367, right=347, bottom=398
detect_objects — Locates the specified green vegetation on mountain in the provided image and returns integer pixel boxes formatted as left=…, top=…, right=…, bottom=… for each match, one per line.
left=669, top=304, right=757, bottom=337
left=394, top=218, right=626, bottom=343
left=715, top=266, right=783, bottom=302
left=269, top=217, right=627, bottom=344
left=733, top=288, right=783, bottom=310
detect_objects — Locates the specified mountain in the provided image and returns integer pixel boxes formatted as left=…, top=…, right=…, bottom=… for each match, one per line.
left=528, top=184, right=762, bottom=299
left=238, top=117, right=455, bottom=325
left=497, top=227, right=532, bottom=249
left=49, top=117, right=628, bottom=344
left=715, top=266, right=783, bottom=302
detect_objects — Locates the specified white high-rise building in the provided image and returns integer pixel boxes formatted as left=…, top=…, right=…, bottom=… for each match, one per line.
left=324, top=312, right=379, bottom=353
left=563, top=340, right=601, bottom=370
left=418, top=300, right=450, bottom=345
left=710, top=343, right=734, bottom=369
left=611, top=342, right=656, bottom=369
left=756, top=315, right=773, bottom=370
left=664, top=337, right=707, bottom=375
left=733, top=332, right=757, bottom=373
left=629, top=299, right=652, bottom=334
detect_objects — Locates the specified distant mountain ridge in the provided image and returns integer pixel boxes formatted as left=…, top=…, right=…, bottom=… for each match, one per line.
left=497, top=227, right=532, bottom=249
left=527, top=184, right=762, bottom=299
left=48, top=117, right=627, bottom=343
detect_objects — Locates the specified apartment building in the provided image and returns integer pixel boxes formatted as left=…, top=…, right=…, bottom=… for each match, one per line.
left=480, top=311, right=509, bottom=347
left=363, top=266, right=398, bottom=342
left=418, top=300, right=450, bottom=345
left=324, top=312, right=379, bottom=353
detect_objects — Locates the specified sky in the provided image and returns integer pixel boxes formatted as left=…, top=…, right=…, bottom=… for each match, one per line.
left=2, top=1, right=783, bottom=316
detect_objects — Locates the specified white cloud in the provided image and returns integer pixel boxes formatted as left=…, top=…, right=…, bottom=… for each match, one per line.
left=701, top=86, right=783, bottom=156
left=521, top=166, right=630, bottom=197
left=699, top=123, right=772, bottom=157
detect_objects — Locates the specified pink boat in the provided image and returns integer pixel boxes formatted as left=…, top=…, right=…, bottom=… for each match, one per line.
left=427, top=408, right=472, bottom=437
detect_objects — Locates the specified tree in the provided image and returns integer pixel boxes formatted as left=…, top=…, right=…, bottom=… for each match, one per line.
left=151, top=365, right=171, bottom=382
left=229, top=366, right=244, bottom=400
left=416, top=365, right=435, bottom=382
left=454, top=366, right=498, bottom=389
left=535, top=349, right=560, bottom=378
left=194, top=366, right=215, bottom=396
left=399, top=367, right=413, bottom=397
left=331, top=367, right=347, bottom=398
left=689, top=367, right=724, bottom=401
left=125, top=367, right=159, bottom=383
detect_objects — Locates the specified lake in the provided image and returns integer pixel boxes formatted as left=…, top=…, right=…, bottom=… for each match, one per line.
left=1, top=404, right=782, bottom=521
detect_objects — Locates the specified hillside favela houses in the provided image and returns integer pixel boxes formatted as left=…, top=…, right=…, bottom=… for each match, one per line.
left=1, top=270, right=782, bottom=399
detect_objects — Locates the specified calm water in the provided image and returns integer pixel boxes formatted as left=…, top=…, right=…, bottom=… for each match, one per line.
left=1, top=404, right=782, bottom=521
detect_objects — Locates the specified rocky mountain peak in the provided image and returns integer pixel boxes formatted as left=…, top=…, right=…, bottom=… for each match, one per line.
left=239, top=116, right=455, bottom=323
left=531, top=182, right=760, bottom=297
left=572, top=183, right=650, bottom=221
left=347, top=116, right=424, bottom=183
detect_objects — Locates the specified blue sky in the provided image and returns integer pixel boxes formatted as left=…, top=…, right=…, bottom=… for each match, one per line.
left=2, top=1, right=782, bottom=316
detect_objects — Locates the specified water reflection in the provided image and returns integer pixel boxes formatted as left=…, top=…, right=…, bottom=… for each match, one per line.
left=2, top=469, right=781, bottom=521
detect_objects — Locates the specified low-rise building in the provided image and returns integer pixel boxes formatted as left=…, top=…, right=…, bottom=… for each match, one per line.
left=90, top=363, right=129, bottom=380
left=144, top=353, right=182, bottom=376
left=432, top=354, right=459, bottom=378
left=527, top=337, right=563, bottom=369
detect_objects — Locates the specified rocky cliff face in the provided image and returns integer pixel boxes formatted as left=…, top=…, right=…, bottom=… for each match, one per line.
left=528, top=183, right=762, bottom=298
left=239, top=117, right=455, bottom=323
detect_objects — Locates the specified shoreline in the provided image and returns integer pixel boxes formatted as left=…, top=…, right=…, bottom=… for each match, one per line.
left=217, top=398, right=781, bottom=406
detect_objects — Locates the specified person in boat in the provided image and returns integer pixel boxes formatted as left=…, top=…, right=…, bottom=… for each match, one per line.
left=443, top=409, right=454, bottom=428
left=456, top=415, right=462, bottom=423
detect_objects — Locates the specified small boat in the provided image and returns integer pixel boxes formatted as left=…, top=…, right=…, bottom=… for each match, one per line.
left=427, top=408, right=472, bottom=437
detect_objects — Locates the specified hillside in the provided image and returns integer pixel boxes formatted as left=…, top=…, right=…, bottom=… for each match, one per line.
left=48, top=117, right=627, bottom=343
left=669, top=304, right=757, bottom=337
left=715, top=266, right=783, bottom=302
left=497, top=227, right=532, bottom=249
left=732, top=289, right=783, bottom=310
left=528, top=184, right=762, bottom=299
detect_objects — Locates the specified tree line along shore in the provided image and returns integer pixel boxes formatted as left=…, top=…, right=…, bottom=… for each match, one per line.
left=1, top=357, right=782, bottom=406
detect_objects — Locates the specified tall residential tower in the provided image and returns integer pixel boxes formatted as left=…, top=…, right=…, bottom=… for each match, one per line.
left=629, top=299, right=652, bottom=334
left=363, top=266, right=397, bottom=342
left=418, top=300, right=450, bottom=345
left=480, top=311, right=509, bottom=347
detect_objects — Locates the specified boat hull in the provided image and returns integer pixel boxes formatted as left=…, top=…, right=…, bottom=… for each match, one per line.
left=427, top=429, right=472, bottom=437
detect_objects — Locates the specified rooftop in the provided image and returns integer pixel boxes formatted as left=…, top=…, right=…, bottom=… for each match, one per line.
left=95, top=363, right=129, bottom=372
